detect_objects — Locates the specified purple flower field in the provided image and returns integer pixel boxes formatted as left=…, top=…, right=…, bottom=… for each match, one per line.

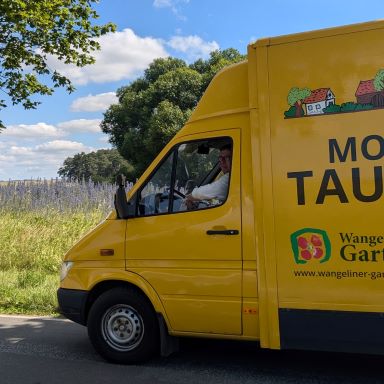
left=0, top=178, right=133, bottom=215
left=0, top=178, right=134, bottom=314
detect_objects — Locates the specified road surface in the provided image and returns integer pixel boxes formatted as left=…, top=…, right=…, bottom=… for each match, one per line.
left=0, top=315, right=383, bottom=384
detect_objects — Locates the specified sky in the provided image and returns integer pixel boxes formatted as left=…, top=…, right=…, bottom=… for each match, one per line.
left=1, top=0, right=384, bottom=180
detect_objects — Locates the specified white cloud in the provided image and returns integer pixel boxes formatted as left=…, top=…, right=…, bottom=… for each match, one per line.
left=0, top=119, right=103, bottom=140
left=0, top=141, right=10, bottom=150
left=153, top=0, right=190, bottom=19
left=0, top=140, right=94, bottom=180
left=0, top=117, right=108, bottom=179
left=43, top=28, right=223, bottom=85
left=70, top=92, right=118, bottom=112
left=9, top=146, right=34, bottom=156
left=3, top=123, right=65, bottom=138
left=36, top=140, right=90, bottom=153
left=168, top=35, right=219, bottom=61
left=48, top=29, right=168, bottom=85
left=154, top=0, right=189, bottom=7
left=153, top=0, right=172, bottom=7
left=57, top=119, right=102, bottom=133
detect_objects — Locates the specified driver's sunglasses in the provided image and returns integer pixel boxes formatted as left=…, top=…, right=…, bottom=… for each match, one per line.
left=218, top=155, right=232, bottom=162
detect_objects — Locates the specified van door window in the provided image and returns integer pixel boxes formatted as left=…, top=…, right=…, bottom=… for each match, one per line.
left=137, top=137, right=232, bottom=216
left=173, top=138, right=232, bottom=212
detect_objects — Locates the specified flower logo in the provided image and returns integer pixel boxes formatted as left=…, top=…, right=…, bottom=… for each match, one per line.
left=290, top=228, right=331, bottom=264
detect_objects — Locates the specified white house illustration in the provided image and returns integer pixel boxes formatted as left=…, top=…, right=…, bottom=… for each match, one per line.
left=303, top=88, right=335, bottom=115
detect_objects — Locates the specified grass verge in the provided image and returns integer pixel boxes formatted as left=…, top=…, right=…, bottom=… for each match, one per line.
left=0, top=210, right=106, bottom=315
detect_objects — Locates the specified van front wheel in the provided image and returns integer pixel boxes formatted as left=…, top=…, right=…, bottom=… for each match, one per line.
left=87, top=287, right=159, bottom=364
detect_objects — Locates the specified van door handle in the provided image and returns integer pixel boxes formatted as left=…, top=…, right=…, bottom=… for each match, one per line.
left=206, top=229, right=239, bottom=235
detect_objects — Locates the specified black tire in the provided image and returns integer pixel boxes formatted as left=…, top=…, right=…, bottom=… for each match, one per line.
left=87, top=287, right=159, bottom=364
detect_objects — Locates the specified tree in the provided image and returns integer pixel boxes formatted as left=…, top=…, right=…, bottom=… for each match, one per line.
left=58, top=149, right=134, bottom=183
left=101, top=49, right=246, bottom=178
left=0, top=0, right=116, bottom=128
left=373, top=69, right=384, bottom=91
left=287, top=87, right=311, bottom=117
left=191, top=48, right=245, bottom=89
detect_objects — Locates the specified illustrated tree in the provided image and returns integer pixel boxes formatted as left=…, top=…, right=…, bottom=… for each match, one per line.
left=373, top=69, right=384, bottom=91
left=58, top=149, right=135, bottom=183
left=287, top=87, right=311, bottom=117
left=0, top=0, right=116, bottom=128
left=101, top=49, right=245, bottom=178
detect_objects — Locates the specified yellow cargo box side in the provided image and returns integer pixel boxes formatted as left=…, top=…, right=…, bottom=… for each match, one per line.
left=249, top=20, right=384, bottom=353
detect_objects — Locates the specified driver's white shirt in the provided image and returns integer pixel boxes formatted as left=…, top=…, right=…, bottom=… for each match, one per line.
left=191, top=173, right=229, bottom=201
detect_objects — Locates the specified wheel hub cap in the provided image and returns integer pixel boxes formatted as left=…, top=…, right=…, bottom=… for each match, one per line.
left=101, top=305, right=144, bottom=352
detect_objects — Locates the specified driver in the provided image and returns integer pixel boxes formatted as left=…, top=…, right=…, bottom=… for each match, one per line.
left=184, top=144, right=232, bottom=209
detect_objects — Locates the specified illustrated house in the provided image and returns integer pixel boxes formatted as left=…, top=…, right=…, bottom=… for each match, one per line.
left=303, top=88, right=335, bottom=115
left=355, top=79, right=384, bottom=107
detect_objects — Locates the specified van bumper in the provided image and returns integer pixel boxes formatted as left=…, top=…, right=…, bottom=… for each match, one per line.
left=57, top=288, right=88, bottom=326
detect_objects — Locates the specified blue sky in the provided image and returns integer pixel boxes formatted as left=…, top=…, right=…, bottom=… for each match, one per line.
left=1, top=0, right=383, bottom=180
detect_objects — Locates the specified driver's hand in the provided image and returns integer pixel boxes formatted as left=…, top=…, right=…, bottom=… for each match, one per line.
left=185, top=194, right=199, bottom=210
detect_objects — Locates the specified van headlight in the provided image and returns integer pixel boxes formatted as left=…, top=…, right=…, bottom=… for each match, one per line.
left=60, top=261, right=74, bottom=281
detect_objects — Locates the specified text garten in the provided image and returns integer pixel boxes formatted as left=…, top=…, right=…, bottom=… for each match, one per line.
left=339, top=232, right=384, bottom=262
left=287, top=135, right=383, bottom=205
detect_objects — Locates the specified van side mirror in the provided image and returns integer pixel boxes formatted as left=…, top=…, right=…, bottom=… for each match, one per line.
left=114, top=174, right=130, bottom=219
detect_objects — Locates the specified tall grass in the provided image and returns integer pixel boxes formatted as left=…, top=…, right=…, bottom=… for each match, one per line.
left=0, top=179, right=127, bottom=315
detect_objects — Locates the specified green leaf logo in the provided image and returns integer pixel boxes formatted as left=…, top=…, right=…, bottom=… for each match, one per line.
left=290, top=228, right=331, bottom=264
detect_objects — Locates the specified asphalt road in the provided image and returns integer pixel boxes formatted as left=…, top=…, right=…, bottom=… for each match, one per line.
left=1, top=314, right=384, bottom=384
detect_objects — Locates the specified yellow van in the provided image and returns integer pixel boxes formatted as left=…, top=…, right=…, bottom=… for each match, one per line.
left=58, top=20, right=384, bottom=363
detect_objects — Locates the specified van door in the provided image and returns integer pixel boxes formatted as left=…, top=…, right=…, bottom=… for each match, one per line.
left=125, top=129, right=242, bottom=335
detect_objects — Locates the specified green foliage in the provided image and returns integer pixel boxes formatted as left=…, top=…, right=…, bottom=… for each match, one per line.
left=355, top=103, right=374, bottom=111
left=144, top=57, right=186, bottom=83
left=287, top=87, right=311, bottom=106
left=58, top=149, right=134, bottom=183
left=191, top=48, right=245, bottom=89
left=150, top=67, right=203, bottom=109
left=373, top=69, right=384, bottom=91
left=323, top=104, right=341, bottom=113
left=0, top=0, right=116, bottom=127
left=340, top=102, right=357, bottom=112
left=101, top=49, right=246, bottom=178
left=144, top=100, right=192, bottom=157
left=284, top=105, right=297, bottom=118
left=323, top=102, right=374, bottom=114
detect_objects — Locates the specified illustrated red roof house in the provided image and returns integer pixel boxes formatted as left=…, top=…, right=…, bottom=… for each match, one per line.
left=355, top=79, right=384, bottom=107
left=355, top=79, right=378, bottom=104
left=303, top=88, right=335, bottom=115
